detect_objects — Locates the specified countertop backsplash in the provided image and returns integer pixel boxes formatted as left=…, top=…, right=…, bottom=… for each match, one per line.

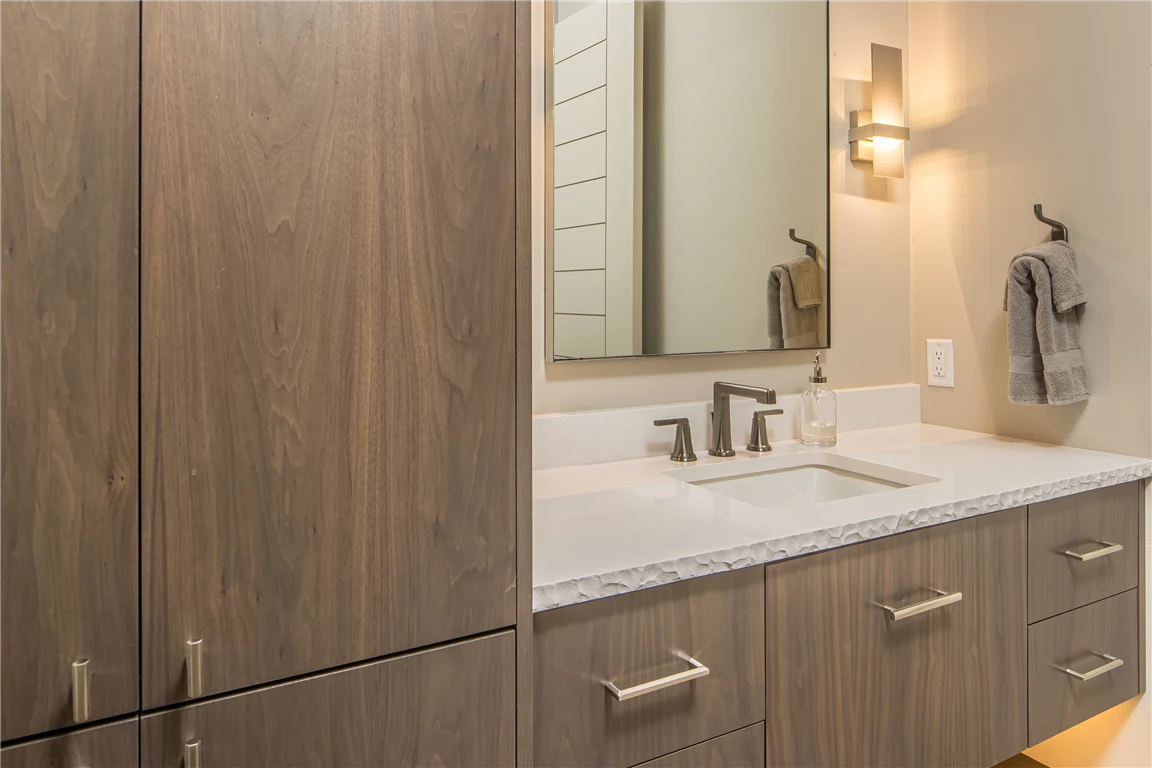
left=533, top=383, right=921, bottom=470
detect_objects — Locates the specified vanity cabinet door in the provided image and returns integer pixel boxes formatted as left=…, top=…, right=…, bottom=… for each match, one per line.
left=765, top=509, right=1028, bottom=768
left=141, top=0, right=516, bottom=706
left=140, top=632, right=514, bottom=768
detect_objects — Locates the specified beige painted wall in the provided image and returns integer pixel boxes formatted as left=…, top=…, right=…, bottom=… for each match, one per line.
left=909, top=1, right=1152, bottom=459
left=533, top=0, right=911, bottom=414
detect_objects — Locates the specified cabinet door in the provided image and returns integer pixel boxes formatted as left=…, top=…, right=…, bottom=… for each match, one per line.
left=140, top=632, right=514, bottom=768
left=765, top=509, right=1028, bottom=768
left=0, top=718, right=138, bottom=768
left=534, top=567, right=765, bottom=768
left=141, top=1, right=516, bottom=706
left=1, top=1, right=139, bottom=740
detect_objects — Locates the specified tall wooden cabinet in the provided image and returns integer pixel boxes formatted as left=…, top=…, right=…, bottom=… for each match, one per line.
left=1, top=1, right=140, bottom=741
left=140, top=0, right=517, bottom=708
left=2, top=0, right=528, bottom=760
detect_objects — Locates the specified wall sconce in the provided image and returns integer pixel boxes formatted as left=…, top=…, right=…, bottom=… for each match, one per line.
left=849, top=43, right=909, bottom=179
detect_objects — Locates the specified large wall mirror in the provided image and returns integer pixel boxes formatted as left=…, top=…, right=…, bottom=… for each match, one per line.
left=546, top=0, right=829, bottom=361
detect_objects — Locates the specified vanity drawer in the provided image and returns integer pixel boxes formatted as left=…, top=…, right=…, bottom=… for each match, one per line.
left=1028, top=589, right=1139, bottom=745
left=533, top=567, right=765, bottom=768
left=636, top=723, right=764, bottom=768
left=1028, top=482, right=1140, bottom=623
left=765, top=508, right=1027, bottom=768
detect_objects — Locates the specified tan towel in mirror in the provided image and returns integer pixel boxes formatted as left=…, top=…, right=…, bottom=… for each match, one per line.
left=768, top=256, right=821, bottom=349
left=785, top=255, right=823, bottom=309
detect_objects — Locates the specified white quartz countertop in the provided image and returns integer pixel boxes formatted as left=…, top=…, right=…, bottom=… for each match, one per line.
left=533, top=424, right=1151, bottom=612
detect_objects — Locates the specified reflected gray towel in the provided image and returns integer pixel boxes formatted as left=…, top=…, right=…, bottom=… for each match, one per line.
left=768, top=257, right=820, bottom=349
left=1002, top=240, right=1089, bottom=405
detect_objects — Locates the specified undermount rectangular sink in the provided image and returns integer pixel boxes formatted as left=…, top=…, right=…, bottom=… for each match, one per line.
left=666, top=452, right=939, bottom=508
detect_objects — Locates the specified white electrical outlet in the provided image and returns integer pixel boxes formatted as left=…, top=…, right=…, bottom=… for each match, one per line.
left=927, top=339, right=955, bottom=387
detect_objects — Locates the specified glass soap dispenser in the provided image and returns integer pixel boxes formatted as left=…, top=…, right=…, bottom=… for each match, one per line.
left=801, top=352, right=837, bottom=446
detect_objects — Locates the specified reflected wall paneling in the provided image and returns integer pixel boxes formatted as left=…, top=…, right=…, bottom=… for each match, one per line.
left=0, top=1, right=140, bottom=740
left=142, top=1, right=517, bottom=707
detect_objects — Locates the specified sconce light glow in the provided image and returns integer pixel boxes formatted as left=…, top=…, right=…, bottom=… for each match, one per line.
left=849, top=43, right=908, bottom=179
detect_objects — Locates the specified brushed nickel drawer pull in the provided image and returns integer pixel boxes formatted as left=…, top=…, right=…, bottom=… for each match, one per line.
left=880, top=588, right=963, bottom=621
left=603, top=655, right=709, bottom=701
left=71, top=659, right=91, bottom=723
left=1062, top=651, right=1124, bottom=681
left=1060, top=540, right=1123, bottom=562
left=186, top=638, right=203, bottom=698
left=184, top=739, right=202, bottom=768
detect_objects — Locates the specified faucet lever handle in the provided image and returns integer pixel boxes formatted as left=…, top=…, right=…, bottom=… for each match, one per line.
left=654, top=418, right=697, bottom=463
left=748, top=409, right=784, bottom=452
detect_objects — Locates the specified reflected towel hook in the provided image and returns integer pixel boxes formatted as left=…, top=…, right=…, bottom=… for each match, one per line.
left=789, top=229, right=818, bottom=259
left=1034, top=204, right=1068, bottom=243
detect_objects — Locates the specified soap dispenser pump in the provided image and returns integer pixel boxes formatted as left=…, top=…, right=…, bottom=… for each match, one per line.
left=801, top=352, right=837, bottom=447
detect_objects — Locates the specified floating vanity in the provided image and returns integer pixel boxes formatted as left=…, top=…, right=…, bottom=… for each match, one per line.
left=532, top=423, right=1149, bottom=767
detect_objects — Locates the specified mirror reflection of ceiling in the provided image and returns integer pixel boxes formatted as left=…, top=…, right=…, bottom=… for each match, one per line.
left=549, top=0, right=829, bottom=361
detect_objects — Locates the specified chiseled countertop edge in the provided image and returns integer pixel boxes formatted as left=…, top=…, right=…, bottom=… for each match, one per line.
left=532, top=434, right=1151, bottom=613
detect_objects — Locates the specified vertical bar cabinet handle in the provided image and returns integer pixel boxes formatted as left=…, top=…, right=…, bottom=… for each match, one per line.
left=184, top=739, right=202, bottom=768
left=186, top=638, right=203, bottom=698
left=71, top=658, right=91, bottom=723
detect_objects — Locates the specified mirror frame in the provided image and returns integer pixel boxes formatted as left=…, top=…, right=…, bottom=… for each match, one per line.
left=544, top=0, right=831, bottom=362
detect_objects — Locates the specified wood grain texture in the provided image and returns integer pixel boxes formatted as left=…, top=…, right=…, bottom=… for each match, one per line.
left=1137, top=484, right=1146, bottom=696
left=534, top=568, right=765, bottom=768
left=1028, top=482, right=1140, bottom=623
left=765, top=509, right=1028, bottom=768
left=140, top=632, right=515, bottom=768
left=1027, top=589, right=1140, bottom=746
left=141, top=1, right=516, bottom=706
left=514, top=1, right=534, bottom=765
left=636, top=724, right=765, bottom=768
left=0, top=717, right=138, bottom=768
left=1, top=1, right=140, bottom=740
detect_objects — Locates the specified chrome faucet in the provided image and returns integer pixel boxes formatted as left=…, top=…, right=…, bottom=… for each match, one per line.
left=710, top=382, right=776, bottom=457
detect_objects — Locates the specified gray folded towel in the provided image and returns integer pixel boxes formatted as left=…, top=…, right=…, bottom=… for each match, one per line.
left=768, top=257, right=821, bottom=349
left=1002, top=240, right=1089, bottom=405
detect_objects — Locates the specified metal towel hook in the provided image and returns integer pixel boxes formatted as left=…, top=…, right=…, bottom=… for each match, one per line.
left=1034, top=204, right=1068, bottom=243
left=789, top=229, right=818, bottom=259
